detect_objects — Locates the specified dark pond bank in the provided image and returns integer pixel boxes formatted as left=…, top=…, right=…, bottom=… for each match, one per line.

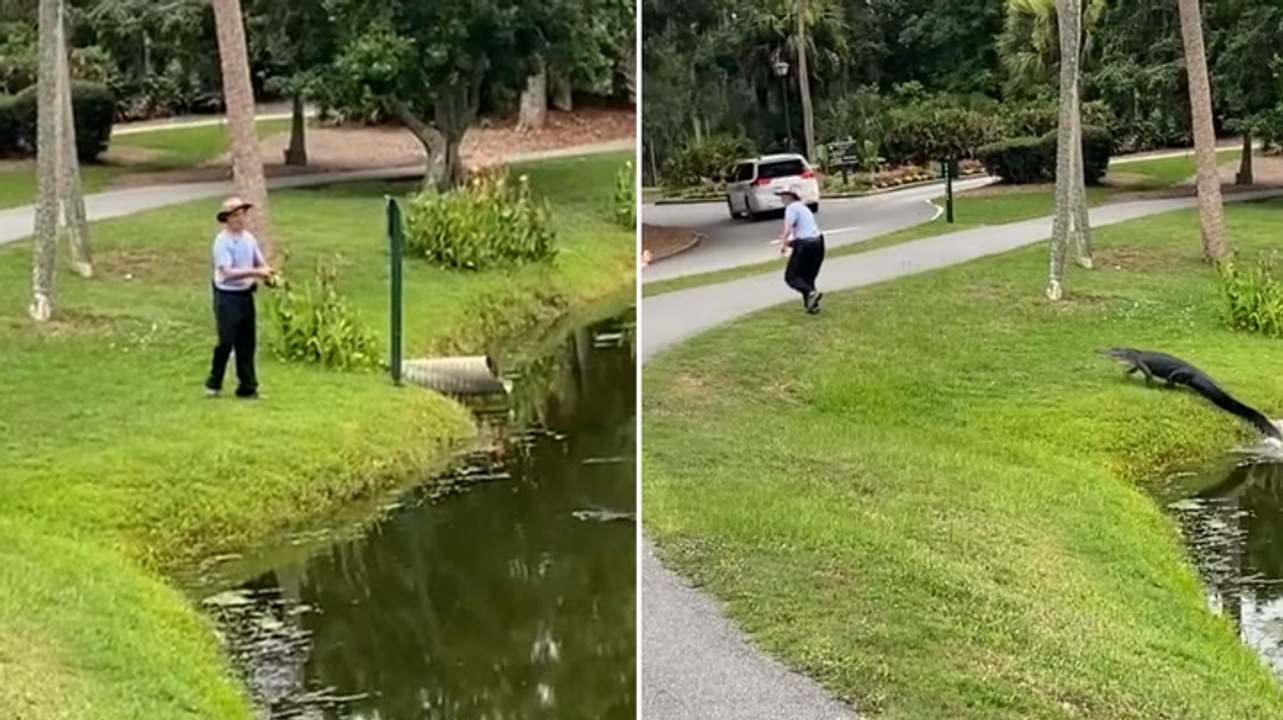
left=1166, top=457, right=1283, bottom=680
left=202, top=310, right=636, bottom=719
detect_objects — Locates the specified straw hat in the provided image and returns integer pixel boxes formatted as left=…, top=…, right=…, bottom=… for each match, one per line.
left=216, top=196, right=253, bottom=222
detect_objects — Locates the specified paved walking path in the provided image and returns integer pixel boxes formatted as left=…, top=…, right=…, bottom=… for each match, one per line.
left=110, top=102, right=318, bottom=137
left=0, top=139, right=633, bottom=248
left=640, top=185, right=1283, bottom=719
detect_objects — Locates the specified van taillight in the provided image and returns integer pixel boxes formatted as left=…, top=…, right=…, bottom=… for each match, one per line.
left=800, top=169, right=815, bottom=179
left=753, top=178, right=771, bottom=186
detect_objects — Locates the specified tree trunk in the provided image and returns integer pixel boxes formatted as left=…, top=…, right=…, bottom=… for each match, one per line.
left=1236, top=131, right=1253, bottom=185
left=1067, top=2, right=1092, bottom=270
left=442, top=74, right=484, bottom=189
left=517, top=60, right=548, bottom=133
left=31, top=0, right=59, bottom=321
left=440, top=131, right=465, bottom=190
left=55, top=0, right=91, bottom=278
left=1047, top=0, right=1079, bottom=301
left=394, top=105, right=447, bottom=189
left=1177, top=0, right=1229, bottom=263
left=211, top=0, right=273, bottom=258
left=284, top=93, right=307, bottom=166
left=551, top=71, right=573, bottom=112
left=796, top=0, right=816, bottom=162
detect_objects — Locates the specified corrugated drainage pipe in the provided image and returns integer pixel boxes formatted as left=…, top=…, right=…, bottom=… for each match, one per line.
left=403, top=356, right=509, bottom=396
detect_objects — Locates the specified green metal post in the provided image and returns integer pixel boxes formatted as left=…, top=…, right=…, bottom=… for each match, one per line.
left=386, top=196, right=404, bottom=386
left=944, top=159, right=955, bottom=224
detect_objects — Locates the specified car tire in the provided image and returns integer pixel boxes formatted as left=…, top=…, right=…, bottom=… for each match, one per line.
left=727, top=198, right=739, bottom=219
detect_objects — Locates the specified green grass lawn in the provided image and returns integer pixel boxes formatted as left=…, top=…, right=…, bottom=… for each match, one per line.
left=1112, top=147, right=1242, bottom=189
left=0, top=151, right=635, bottom=719
left=645, top=149, right=1253, bottom=297
left=0, top=118, right=293, bottom=209
left=112, top=118, right=292, bottom=170
left=644, top=199, right=1283, bottom=719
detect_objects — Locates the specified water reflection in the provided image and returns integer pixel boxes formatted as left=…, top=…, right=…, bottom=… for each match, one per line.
left=1169, top=460, right=1283, bottom=679
left=206, top=311, right=636, bottom=719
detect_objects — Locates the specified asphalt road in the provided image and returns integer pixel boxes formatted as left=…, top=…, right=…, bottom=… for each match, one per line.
left=641, top=177, right=993, bottom=282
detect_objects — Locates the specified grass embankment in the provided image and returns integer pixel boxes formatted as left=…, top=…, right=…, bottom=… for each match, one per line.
left=0, top=118, right=293, bottom=209
left=643, top=149, right=1241, bottom=297
left=0, top=151, right=635, bottom=719
left=643, top=199, right=1283, bottom=719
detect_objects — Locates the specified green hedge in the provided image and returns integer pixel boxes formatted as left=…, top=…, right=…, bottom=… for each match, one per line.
left=0, top=81, right=116, bottom=160
left=975, top=137, right=1048, bottom=184
left=998, top=100, right=1115, bottom=141
left=883, top=105, right=1002, bottom=165
left=1040, top=126, right=1112, bottom=184
left=977, top=126, right=1113, bottom=185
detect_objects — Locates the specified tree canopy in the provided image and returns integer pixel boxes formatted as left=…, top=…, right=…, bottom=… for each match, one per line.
left=643, top=0, right=1283, bottom=185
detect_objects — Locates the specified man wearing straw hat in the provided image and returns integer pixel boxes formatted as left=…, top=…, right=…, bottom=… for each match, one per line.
left=772, top=182, right=825, bottom=314
left=204, top=196, right=274, bottom=399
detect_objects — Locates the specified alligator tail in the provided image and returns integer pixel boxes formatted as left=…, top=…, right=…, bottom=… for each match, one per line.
left=1187, top=376, right=1283, bottom=440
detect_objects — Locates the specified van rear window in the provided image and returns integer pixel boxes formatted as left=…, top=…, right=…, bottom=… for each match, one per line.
left=757, top=160, right=806, bottom=180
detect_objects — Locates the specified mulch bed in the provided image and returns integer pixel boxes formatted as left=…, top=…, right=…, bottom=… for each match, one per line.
left=642, top=224, right=702, bottom=263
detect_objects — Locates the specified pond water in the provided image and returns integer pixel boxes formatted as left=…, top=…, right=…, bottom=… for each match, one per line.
left=202, top=311, right=636, bottom=719
left=1167, top=459, right=1283, bottom=680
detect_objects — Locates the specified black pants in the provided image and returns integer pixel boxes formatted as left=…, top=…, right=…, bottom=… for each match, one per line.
left=206, top=286, right=258, bottom=396
left=784, top=235, right=825, bottom=301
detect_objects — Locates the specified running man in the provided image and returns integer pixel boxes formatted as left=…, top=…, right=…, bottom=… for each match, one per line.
left=773, top=183, right=825, bottom=314
left=205, top=196, right=273, bottom=399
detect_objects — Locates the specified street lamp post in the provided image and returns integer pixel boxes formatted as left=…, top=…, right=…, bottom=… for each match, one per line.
left=774, top=60, right=793, bottom=153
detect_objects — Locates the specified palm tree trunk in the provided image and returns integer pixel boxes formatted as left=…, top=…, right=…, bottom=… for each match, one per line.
left=31, top=0, right=59, bottom=321
left=1047, top=0, right=1078, bottom=301
left=55, top=0, right=91, bottom=278
left=211, top=0, right=274, bottom=259
left=551, top=69, right=573, bottom=112
left=795, top=0, right=816, bottom=162
left=1177, top=0, right=1229, bottom=263
left=1066, top=1, right=1092, bottom=269
left=517, top=59, right=548, bottom=132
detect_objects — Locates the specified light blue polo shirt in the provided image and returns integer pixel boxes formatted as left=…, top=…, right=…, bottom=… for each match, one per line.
left=212, top=230, right=263, bottom=291
left=784, top=201, right=821, bottom=240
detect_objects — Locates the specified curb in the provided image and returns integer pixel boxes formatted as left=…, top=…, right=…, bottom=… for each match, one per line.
left=646, top=230, right=705, bottom=265
left=651, top=173, right=992, bottom=206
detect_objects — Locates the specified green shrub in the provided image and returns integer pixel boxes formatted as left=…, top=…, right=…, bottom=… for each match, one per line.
left=978, top=126, right=1113, bottom=185
left=1038, top=125, right=1112, bottom=184
left=998, top=100, right=1115, bottom=141
left=3, top=81, right=116, bottom=160
left=883, top=104, right=1002, bottom=165
left=1217, top=252, right=1283, bottom=338
left=976, top=137, right=1049, bottom=184
left=662, top=134, right=754, bottom=189
left=266, top=257, right=382, bottom=370
left=404, top=165, right=556, bottom=271
left=614, top=160, right=635, bottom=229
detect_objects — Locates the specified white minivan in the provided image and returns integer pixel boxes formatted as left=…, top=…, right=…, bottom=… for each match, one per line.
left=725, top=153, right=821, bottom=221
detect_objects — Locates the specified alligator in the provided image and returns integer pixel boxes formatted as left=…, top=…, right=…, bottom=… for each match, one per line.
left=1102, top=347, right=1282, bottom=441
